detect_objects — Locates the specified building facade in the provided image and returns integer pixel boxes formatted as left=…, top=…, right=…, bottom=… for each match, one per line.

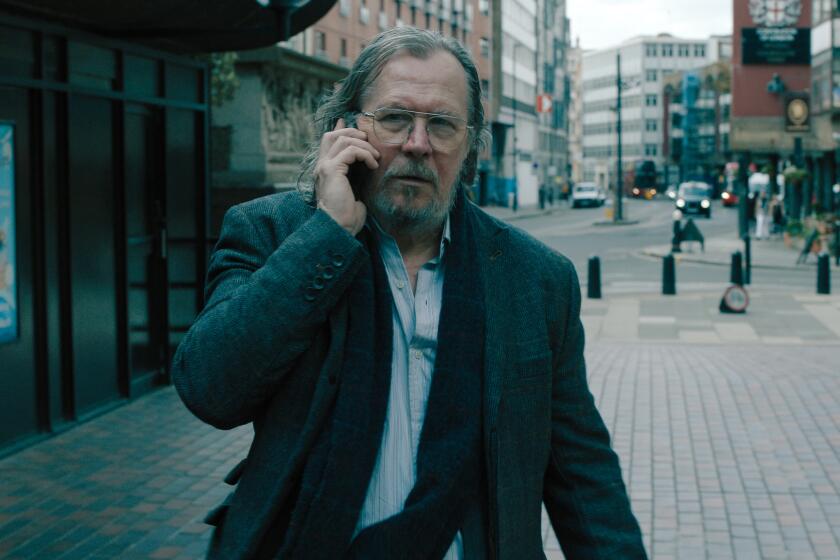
left=567, top=39, right=584, bottom=184
left=0, top=13, right=210, bottom=454
left=581, top=34, right=715, bottom=191
left=662, top=60, right=732, bottom=191
left=808, top=0, right=839, bottom=215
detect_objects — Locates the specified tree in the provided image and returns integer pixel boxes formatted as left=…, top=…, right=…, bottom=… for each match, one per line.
left=201, top=52, right=240, bottom=107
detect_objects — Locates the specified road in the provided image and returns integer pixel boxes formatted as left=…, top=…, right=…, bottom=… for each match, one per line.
left=511, top=197, right=818, bottom=293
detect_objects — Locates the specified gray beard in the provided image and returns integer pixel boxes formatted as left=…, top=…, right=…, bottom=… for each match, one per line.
left=370, top=161, right=458, bottom=235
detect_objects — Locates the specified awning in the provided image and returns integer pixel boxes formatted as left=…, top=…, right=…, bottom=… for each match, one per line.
left=0, top=0, right=337, bottom=53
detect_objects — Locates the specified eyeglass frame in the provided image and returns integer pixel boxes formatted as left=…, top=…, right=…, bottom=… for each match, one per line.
left=357, top=107, right=473, bottom=152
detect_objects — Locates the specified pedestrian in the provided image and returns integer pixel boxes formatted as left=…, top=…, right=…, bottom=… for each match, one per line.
left=172, top=27, right=645, bottom=560
left=771, top=194, right=784, bottom=236
left=755, top=191, right=770, bottom=240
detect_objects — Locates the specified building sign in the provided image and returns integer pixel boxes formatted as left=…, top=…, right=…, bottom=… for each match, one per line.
left=0, top=123, right=17, bottom=344
left=742, top=28, right=809, bottom=64
left=742, top=0, right=809, bottom=65
left=785, top=92, right=810, bottom=131
left=536, top=94, right=553, bottom=113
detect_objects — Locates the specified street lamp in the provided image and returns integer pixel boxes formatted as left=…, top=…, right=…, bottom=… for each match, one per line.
left=609, top=54, right=639, bottom=223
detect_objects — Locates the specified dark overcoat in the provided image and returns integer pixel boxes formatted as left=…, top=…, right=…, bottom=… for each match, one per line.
left=171, top=191, right=646, bottom=559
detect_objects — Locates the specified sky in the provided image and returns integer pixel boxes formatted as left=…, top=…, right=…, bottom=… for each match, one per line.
left=567, top=0, right=732, bottom=51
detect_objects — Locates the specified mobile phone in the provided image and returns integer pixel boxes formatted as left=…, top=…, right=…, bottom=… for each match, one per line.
left=343, top=112, right=368, bottom=197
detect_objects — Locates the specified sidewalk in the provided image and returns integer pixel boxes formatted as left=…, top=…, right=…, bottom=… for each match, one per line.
left=2, top=291, right=840, bottom=559
left=641, top=231, right=835, bottom=271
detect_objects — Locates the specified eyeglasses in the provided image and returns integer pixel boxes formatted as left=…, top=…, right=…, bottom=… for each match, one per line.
left=359, top=108, right=472, bottom=153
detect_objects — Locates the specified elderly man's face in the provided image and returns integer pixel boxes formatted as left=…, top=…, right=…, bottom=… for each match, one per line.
left=358, top=50, right=470, bottom=231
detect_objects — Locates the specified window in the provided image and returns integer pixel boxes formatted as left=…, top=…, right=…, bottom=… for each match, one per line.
left=411, top=6, right=417, bottom=24
left=646, top=69, right=657, bottom=82
left=645, top=94, right=657, bottom=106
left=396, top=2, right=401, bottom=18
left=426, top=13, right=431, bottom=27
left=661, top=44, right=673, bottom=56
left=694, top=44, right=706, bottom=58
left=479, top=0, right=489, bottom=15
left=339, top=0, right=350, bottom=17
left=645, top=43, right=657, bottom=57
left=645, top=144, right=658, bottom=156
left=645, top=119, right=657, bottom=131
left=316, top=31, right=326, bottom=53
left=480, top=37, right=489, bottom=58
left=341, top=38, right=347, bottom=57
left=481, top=78, right=490, bottom=100
left=678, top=44, right=689, bottom=57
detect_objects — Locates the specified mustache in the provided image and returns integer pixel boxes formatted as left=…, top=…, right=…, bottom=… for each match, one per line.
left=381, top=161, right=439, bottom=189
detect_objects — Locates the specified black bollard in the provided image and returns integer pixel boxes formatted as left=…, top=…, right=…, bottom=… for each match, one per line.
left=818, top=253, right=831, bottom=294
left=730, top=251, right=744, bottom=286
left=587, top=256, right=602, bottom=299
left=743, top=235, right=752, bottom=285
left=663, top=254, right=676, bottom=295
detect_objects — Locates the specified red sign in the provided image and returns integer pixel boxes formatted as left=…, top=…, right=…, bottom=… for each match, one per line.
left=536, top=94, right=553, bottom=113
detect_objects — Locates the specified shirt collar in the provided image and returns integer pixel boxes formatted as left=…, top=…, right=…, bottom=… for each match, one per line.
left=367, top=213, right=451, bottom=263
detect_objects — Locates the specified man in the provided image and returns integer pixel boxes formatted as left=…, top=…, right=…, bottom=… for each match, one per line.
left=172, top=27, right=646, bottom=559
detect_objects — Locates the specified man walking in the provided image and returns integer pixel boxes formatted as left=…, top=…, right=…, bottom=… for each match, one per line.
left=172, top=27, right=646, bottom=559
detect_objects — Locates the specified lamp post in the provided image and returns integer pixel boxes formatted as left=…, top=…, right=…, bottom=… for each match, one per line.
left=610, top=54, right=638, bottom=223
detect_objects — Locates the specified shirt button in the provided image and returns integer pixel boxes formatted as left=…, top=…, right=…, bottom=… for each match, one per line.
left=412, top=350, right=421, bottom=360
left=396, top=280, right=406, bottom=289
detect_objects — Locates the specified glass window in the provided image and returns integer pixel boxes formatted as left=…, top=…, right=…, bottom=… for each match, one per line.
left=645, top=94, right=658, bottom=106
left=645, top=43, right=657, bottom=57
left=661, top=44, right=673, bottom=57
left=694, top=44, right=706, bottom=58
left=646, top=119, right=657, bottom=131
left=480, top=37, right=490, bottom=58
left=646, top=69, right=657, bottom=82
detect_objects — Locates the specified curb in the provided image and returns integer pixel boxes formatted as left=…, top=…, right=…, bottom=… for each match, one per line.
left=638, top=249, right=818, bottom=271
left=592, top=219, right=642, bottom=227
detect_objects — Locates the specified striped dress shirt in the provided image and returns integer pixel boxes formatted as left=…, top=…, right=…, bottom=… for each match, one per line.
left=353, top=216, right=462, bottom=559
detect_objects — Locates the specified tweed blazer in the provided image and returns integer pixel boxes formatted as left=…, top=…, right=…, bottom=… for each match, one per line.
left=171, top=191, right=646, bottom=559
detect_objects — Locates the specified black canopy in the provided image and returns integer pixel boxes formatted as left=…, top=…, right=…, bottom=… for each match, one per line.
left=0, top=0, right=337, bottom=52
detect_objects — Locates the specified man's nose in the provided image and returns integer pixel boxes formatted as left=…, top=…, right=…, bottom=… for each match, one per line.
left=401, top=118, right=433, bottom=156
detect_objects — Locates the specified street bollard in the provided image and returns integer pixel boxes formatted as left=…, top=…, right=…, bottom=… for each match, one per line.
left=662, top=254, right=676, bottom=295
left=743, top=235, right=752, bottom=285
left=730, top=251, right=744, bottom=286
left=587, top=256, right=602, bottom=299
left=818, top=253, right=831, bottom=294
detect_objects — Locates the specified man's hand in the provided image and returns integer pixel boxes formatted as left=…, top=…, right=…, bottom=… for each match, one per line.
left=314, top=117, right=380, bottom=236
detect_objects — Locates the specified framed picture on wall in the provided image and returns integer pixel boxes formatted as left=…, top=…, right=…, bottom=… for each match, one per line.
left=0, top=122, right=18, bottom=344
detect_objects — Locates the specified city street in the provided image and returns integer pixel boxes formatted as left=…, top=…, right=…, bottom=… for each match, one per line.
left=1, top=201, right=839, bottom=559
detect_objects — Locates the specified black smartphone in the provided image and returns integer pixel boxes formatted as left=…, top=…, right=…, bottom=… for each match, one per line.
left=343, top=112, right=369, bottom=198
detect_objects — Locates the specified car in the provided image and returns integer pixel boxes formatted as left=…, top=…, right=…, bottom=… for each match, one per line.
left=675, top=181, right=712, bottom=218
left=665, top=185, right=678, bottom=200
left=721, top=189, right=739, bottom=207
left=570, top=182, right=606, bottom=208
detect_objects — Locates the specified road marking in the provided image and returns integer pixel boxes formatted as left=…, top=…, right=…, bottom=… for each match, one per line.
left=678, top=330, right=722, bottom=343
left=713, top=322, right=760, bottom=341
left=638, top=316, right=676, bottom=325
left=602, top=298, right=639, bottom=339
left=760, top=336, right=804, bottom=344
left=803, top=304, right=840, bottom=338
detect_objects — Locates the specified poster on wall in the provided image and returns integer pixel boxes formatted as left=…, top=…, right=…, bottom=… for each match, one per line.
left=0, top=123, right=17, bottom=344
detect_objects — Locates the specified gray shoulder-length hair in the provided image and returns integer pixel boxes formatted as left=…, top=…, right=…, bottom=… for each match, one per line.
left=296, top=26, right=491, bottom=201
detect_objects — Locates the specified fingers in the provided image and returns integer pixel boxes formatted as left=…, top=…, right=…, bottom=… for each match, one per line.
left=325, top=135, right=380, bottom=163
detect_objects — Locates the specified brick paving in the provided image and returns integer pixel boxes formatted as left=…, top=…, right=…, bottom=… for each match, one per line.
left=3, top=332, right=840, bottom=558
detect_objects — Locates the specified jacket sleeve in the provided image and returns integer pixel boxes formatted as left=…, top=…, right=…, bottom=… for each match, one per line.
left=171, top=204, right=366, bottom=429
left=543, top=263, right=648, bottom=559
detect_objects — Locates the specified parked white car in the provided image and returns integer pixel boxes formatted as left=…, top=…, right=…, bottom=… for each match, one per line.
left=570, top=182, right=606, bottom=208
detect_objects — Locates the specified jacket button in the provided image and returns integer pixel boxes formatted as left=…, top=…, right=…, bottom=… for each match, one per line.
left=322, top=265, right=335, bottom=279
left=313, top=276, right=325, bottom=289
left=304, top=287, right=318, bottom=301
left=331, top=254, right=345, bottom=267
